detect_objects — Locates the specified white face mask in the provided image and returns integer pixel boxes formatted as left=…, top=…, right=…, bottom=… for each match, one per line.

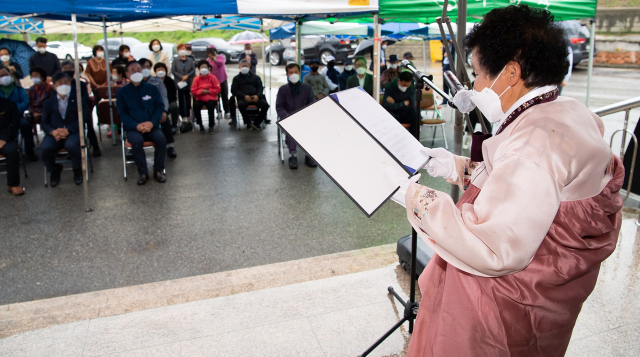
left=244, top=50, right=252, bottom=55
left=122, top=52, right=130, bottom=58
left=0, top=55, right=9, bottom=63
left=96, top=51, right=104, bottom=59
left=199, top=68, right=209, bottom=75
left=156, top=71, right=166, bottom=78
left=240, top=67, right=250, bottom=74
left=112, top=74, right=119, bottom=81
left=56, top=84, right=71, bottom=96
left=288, top=73, right=300, bottom=84
left=356, top=67, right=366, bottom=75
left=185, top=51, right=192, bottom=56
left=152, top=44, right=161, bottom=52
left=390, top=64, right=398, bottom=69
left=179, top=50, right=188, bottom=57
left=345, top=65, right=353, bottom=71
left=470, top=66, right=511, bottom=123
left=142, top=68, right=151, bottom=78
left=37, top=47, right=46, bottom=54
left=398, top=84, right=408, bottom=92
left=0, top=76, right=12, bottom=86
left=32, top=77, right=42, bottom=85
left=382, top=44, right=387, bottom=49
left=130, top=72, right=144, bottom=83
left=300, top=60, right=305, bottom=65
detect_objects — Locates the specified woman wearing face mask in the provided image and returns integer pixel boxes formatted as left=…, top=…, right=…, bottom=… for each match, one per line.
left=392, top=6, right=622, bottom=357
left=111, top=44, right=135, bottom=67
left=110, top=65, right=128, bottom=86
left=0, top=48, right=23, bottom=80
left=27, top=66, right=55, bottom=126
left=146, top=39, right=170, bottom=76
left=172, top=44, right=196, bottom=132
left=191, top=60, right=221, bottom=133
left=206, top=47, right=231, bottom=120
left=85, top=45, right=108, bottom=94
left=346, top=56, right=373, bottom=97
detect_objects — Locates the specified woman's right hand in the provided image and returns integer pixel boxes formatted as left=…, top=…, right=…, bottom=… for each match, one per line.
left=420, top=147, right=458, bottom=181
left=182, top=75, right=188, bottom=81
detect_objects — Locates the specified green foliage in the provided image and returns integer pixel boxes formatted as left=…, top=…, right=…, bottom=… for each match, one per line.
left=598, top=0, right=640, bottom=6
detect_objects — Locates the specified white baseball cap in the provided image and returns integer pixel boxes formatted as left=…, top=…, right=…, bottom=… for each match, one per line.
left=326, top=55, right=336, bottom=62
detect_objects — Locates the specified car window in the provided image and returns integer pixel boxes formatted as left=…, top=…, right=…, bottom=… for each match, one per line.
left=211, top=39, right=227, bottom=47
left=48, top=44, right=60, bottom=48
left=191, top=41, right=209, bottom=46
left=107, top=40, right=120, bottom=47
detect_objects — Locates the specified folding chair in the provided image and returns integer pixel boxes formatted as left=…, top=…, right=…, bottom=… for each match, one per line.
left=419, top=91, right=448, bottom=149
left=195, top=103, right=221, bottom=132
left=95, top=85, right=123, bottom=140
left=277, top=118, right=286, bottom=163
left=43, top=145, right=93, bottom=187
left=0, top=135, right=28, bottom=180
left=120, top=117, right=167, bottom=181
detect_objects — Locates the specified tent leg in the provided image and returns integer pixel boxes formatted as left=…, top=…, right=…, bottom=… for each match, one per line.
left=422, top=38, right=427, bottom=72
left=586, top=18, right=595, bottom=108
left=72, top=14, right=92, bottom=213
left=261, top=19, right=268, bottom=118
left=373, top=15, right=381, bottom=100
left=102, top=18, right=116, bottom=146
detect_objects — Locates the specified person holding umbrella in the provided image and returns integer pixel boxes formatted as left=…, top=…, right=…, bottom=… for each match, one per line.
left=238, top=44, right=258, bottom=75
left=206, top=46, right=231, bottom=120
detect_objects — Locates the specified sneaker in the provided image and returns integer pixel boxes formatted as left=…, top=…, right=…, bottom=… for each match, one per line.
left=224, top=113, right=231, bottom=119
left=208, top=126, right=214, bottom=133
left=265, top=119, right=272, bottom=124
left=199, top=124, right=205, bottom=132
left=288, top=156, right=298, bottom=169
left=304, top=155, right=317, bottom=168
left=251, top=123, right=262, bottom=131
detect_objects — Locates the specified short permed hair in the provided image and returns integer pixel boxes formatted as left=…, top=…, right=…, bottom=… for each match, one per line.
left=285, top=63, right=300, bottom=75
left=30, top=66, right=47, bottom=80
left=196, top=59, right=211, bottom=70
left=465, top=4, right=569, bottom=87
left=153, top=62, right=168, bottom=73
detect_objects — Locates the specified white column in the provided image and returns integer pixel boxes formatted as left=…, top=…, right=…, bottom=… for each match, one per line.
left=373, top=14, right=381, bottom=101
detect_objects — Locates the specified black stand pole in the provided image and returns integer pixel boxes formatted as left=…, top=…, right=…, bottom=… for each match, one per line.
left=359, top=74, right=426, bottom=357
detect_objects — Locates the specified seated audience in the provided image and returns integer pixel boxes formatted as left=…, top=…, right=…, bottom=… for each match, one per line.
left=346, top=56, right=374, bottom=97
left=238, top=44, right=258, bottom=74
left=300, top=54, right=311, bottom=82
left=0, top=65, right=37, bottom=161
left=303, top=59, right=330, bottom=101
left=111, top=65, right=129, bottom=86
left=60, top=60, right=101, bottom=157
left=139, top=58, right=176, bottom=158
left=40, top=73, right=87, bottom=187
left=339, top=58, right=356, bottom=91
left=0, top=97, right=23, bottom=195
left=116, top=61, right=166, bottom=185
left=27, top=66, right=55, bottom=127
left=380, top=54, right=400, bottom=88
left=0, top=47, right=23, bottom=80
left=382, top=71, right=416, bottom=133
left=147, top=39, right=170, bottom=75
left=230, top=59, right=269, bottom=130
left=111, top=44, right=135, bottom=67
left=320, top=55, right=341, bottom=92
left=276, top=63, right=316, bottom=170
left=154, top=62, right=180, bottom=134
left=172, top=44, right=195, bottom=132
left=191, top=59, right=221, bottom=133
left=84, top=45, right=108, bottom=92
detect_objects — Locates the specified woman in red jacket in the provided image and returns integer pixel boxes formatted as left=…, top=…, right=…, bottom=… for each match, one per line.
left=191, top=60, right=221, bottom=133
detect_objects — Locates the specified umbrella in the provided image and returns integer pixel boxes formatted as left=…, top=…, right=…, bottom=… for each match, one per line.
left=352, top=36, right=397, bottom=57
left=229, top=30, right=268, bottom=44
left=0, top=39, right=35, bottom=76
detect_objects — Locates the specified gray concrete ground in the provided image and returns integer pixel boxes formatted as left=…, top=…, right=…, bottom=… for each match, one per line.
left=0, top=61, right=639, bottom=308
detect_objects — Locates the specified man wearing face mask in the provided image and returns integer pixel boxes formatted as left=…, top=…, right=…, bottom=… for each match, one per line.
left=27, top=66, right=55, bottom=134
left=139, top=58, right=176, bottom=158
left=380, top=54, right=400, bottom=89
left=0, top=48, right=23, bottom=80
left=382, top=71, right=416, bottom=133
left=154, top=62, right=180, bottom=136
left=320, top=55, right=341, bottom=92
left=117, top=61, right=167, bottom=185
left=346, top=56, right=373, bottom=97
left=338, top=58, right=356, bottom=91
left=303, top=59, right=330, bottom=101
left=40, top=72, right=88, bottom=187
left=238, top=44, right=258, bottom=75
left=0, top=65, right=37, bottom=162
left=60, top=61, right=101, bottom=157
left=276, top=63, right=316, bottom=169
left=0, top=96, right=23, bottom=195
left=29, top=37, right=60, bottom=82
left=230, top=59, right=269, bottom=129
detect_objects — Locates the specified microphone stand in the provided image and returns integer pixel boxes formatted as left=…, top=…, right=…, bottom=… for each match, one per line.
left=358, top=70, right=426, bottom=357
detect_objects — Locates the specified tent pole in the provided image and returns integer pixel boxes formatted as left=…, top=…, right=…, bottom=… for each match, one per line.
left=102, top=17, right=116, bottom=146
left=373, top=14, right=381, bottom=101
left=422, top=38, right=427, bottom=72
left=72, top=14, right=92, bottom=213
left=296, top=19, right=302, bottom=65
left=261, top=19, right=268, bottom=111
left=586, top=18, right=595, bottom=108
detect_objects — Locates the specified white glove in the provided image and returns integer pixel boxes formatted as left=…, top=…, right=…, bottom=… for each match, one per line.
left=420, top=147, right=458, bottom=181
left=452, top=89, right=476, bottom=114
left=387, top=168, right=421, bottom=208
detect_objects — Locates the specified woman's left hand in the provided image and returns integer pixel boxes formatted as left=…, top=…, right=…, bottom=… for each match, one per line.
left=387, top=168, right=421, bottom=208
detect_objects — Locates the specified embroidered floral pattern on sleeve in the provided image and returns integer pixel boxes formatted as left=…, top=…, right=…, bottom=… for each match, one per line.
left=411, top=186, right=438, bottom=231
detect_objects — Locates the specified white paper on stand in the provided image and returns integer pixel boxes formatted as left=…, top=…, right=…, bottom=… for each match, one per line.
left=277, top=97, right=408, bottom=217
left=331, top=87, right=429, bottom=174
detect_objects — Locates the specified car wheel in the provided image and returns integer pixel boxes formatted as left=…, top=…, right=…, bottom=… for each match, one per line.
left=65, top=54, right=73, bottom=60
left=320, top=50, right=334, bottom=66
left=269, top=51, right=281, bottom=66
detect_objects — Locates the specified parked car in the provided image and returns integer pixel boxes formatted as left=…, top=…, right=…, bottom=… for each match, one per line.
left=559, top=20, right=594, bottom=67
left=44, top=41, right=93, bottom=60
left=130, top=42, right=177, bottom=70
left=186, top=38, right=244, bottom=63
left=267, top=36, right=358, bottom=66
left=96, top=37, right=143, bottom=60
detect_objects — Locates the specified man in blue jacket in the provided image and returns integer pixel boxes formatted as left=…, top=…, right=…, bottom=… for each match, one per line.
left=117, top=61, right=166, bottom=185
left=40, top=73, right=87, bottom=187
left=0, top=65, right=37, bottom=161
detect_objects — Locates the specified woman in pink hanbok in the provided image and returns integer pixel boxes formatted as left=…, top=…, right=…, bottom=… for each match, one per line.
left=391, top=5, right=623, bottom=357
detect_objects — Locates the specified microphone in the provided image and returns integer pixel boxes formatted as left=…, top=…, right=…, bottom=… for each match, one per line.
left=401, top=59, right=454, bottom=105
left=443, top=70, right=464, bottom=98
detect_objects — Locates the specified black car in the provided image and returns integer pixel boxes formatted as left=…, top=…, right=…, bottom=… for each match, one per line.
left=267, top=36, right=357, bottom=66
left=559, top=20, right=594, bottom=67
left=186, top=38, right=244, bottom=63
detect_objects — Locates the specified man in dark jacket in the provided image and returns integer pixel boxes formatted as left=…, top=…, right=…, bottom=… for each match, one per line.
left=238, top=44, right=258, bottom=75
left=382, top=71, right=416, bottom=133
left=29, top=37, right=61, bottom=81
left=0, top=97, right=23, bottom=195
left=338, top=58, right=356, bottom=91
left=40, top=73, right=87, bottom=187
left=117, top=61, right=166, bottom=185
left=346, top=56, right=374, bottom=97
left=276, top=63, right=316, bottom=170
left=230, top=60, right=269, bottom=129
left=0, top=65, right=37, bottom=161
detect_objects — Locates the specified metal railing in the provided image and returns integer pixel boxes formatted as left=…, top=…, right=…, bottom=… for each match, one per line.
left=594, top=97, right=640, bottom=224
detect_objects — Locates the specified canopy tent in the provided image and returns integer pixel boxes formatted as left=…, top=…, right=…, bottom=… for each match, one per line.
left=269, top=21, right=392, bottom=41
